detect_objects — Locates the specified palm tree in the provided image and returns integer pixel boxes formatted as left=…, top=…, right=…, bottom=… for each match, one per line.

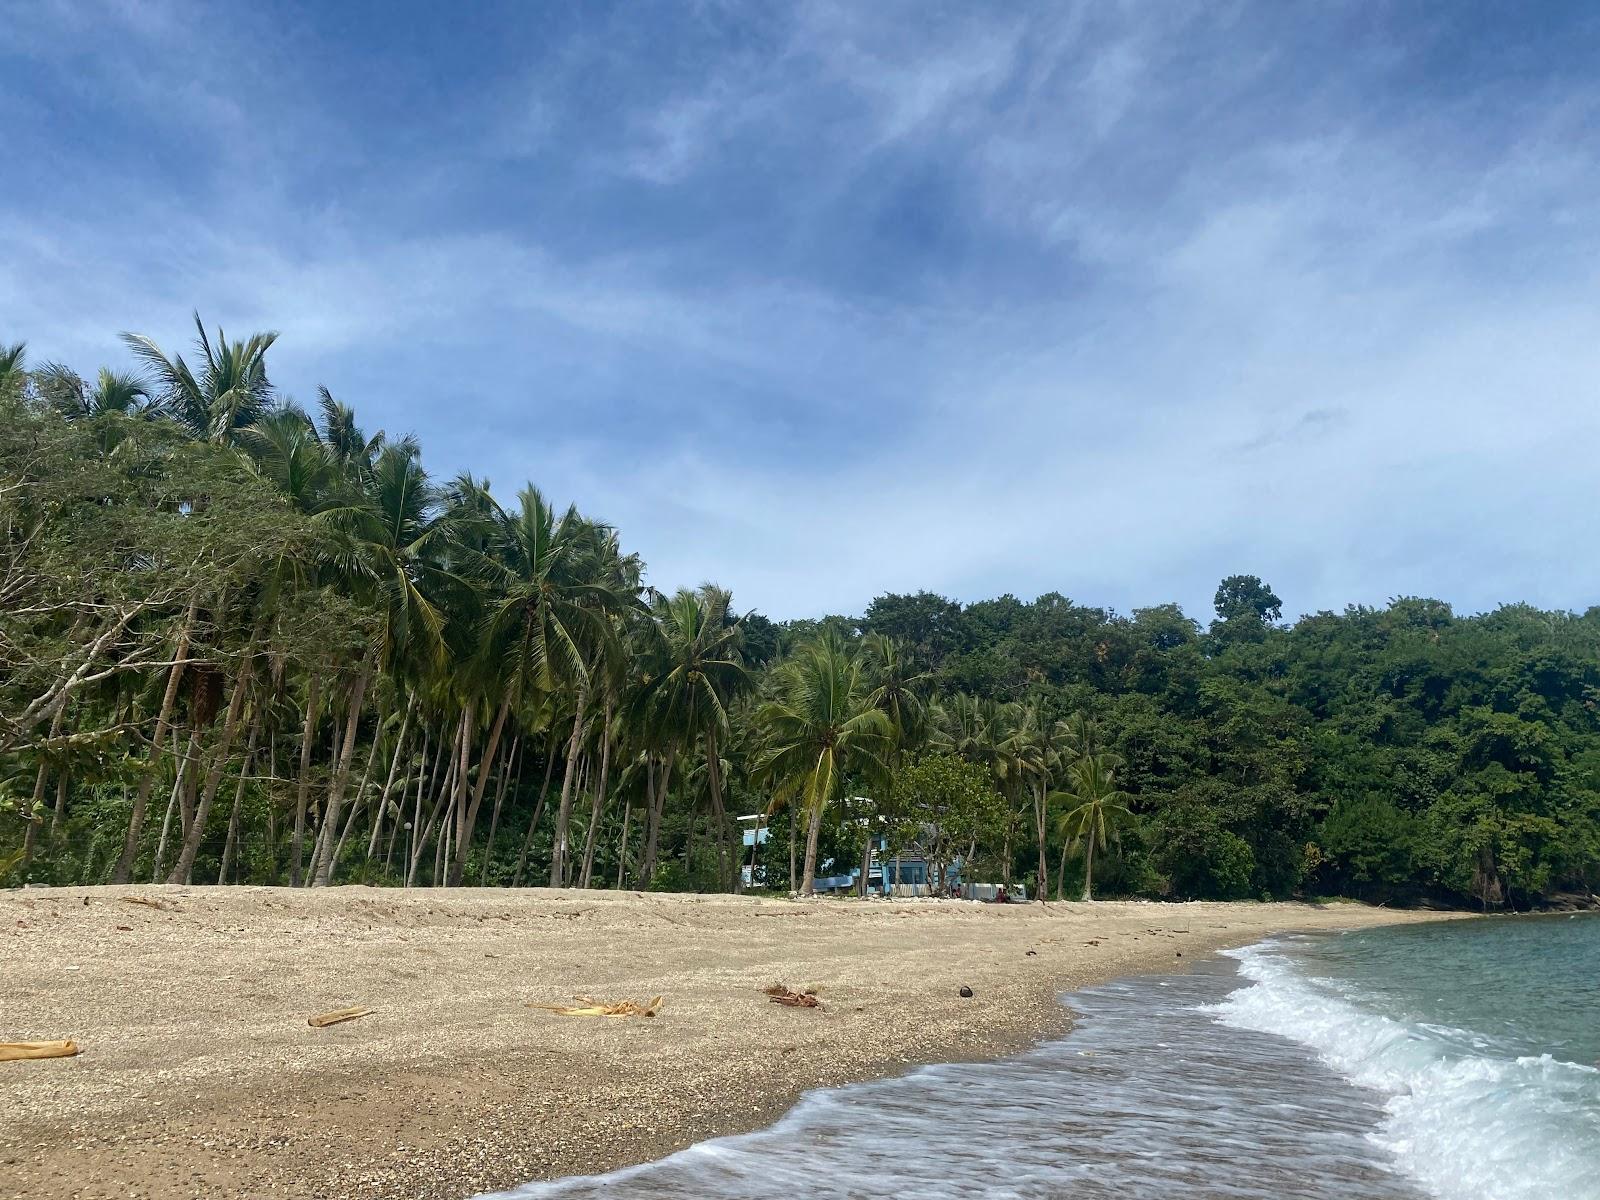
left=633, top=585, right=750, bottom=890
left=33, top=364, right=152, bottom=420
left=123, top=313, right=277, bottom=442
left=752, top=635, right=893, bottom=896
left=861, top=633, right=928, bottom=894
left=307, top=442, right=451, bottom=885
left=236, top=407, right=336, bottom=515
left=1051, top=752, right=1131, bottom=901
left=1002, top=703, right=1053, bottom=901
left=0, top=340, right=26, bottom=400
left=476, top=486, right=636, bottom=887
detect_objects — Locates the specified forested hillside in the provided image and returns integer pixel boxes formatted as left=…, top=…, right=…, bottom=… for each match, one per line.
left=3, top=323, right=1596, bottom=908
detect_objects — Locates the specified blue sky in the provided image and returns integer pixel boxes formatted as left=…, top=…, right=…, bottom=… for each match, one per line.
left=4, top=1, right=1599, bottom=622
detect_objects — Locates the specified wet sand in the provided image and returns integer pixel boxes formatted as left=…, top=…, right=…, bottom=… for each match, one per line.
left=0, top=885, right=1457, bottom=1200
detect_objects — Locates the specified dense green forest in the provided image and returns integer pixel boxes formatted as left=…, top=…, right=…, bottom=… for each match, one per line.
left=3, top=321, right=1598, bottom=909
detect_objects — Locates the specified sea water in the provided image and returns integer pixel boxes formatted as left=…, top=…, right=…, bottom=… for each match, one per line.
left=481, top=914, right=1600, bottom=1200
left=1214, top=913, right=1600, bottom=1200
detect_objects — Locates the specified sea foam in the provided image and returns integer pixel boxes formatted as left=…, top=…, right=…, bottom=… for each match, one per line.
left=1209, top=942, right=1600, bottom=1200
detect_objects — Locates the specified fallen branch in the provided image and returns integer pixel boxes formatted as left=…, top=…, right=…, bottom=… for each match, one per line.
left=527, top=996, right=662, bottom=1018
left=1, top=1040, right=80, bottom=1062
left=119, top=896, right=172, bottom=911
left=763, top=983, right=823, bottom=1009
left=308, top=1006, right=373, bottom=1028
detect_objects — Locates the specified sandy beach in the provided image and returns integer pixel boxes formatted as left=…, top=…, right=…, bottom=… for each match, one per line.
left=1, top=886, right=1455, bottom=1200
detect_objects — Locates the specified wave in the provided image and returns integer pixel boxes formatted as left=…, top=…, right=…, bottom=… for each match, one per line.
left=1207, top=942, right=1600, bottom=1200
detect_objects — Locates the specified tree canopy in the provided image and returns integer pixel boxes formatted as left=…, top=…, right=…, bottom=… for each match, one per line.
left=3, top=320, right=1598, bottom=910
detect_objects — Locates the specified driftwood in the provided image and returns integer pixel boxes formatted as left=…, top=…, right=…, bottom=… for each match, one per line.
left=763, top=983, right=823, bottom=1009
left=119, top=896, right=171, bottom=911
left=0, top=1040, right=80, bottom=1062
left=307, top=1006, right=373, bottom=1028
left=527, top=996, right=663, bottom=1018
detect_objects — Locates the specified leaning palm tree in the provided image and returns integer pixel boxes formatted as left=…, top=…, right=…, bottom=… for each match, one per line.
left=752, top=634, right=893, bottom=896
left=1051, top=752, right=1131, bottom=901
left=123, top=313, right=277, bottom=442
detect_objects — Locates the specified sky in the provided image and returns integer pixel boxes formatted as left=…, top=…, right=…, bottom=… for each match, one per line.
left=4, top=0, right=1599, bottom=623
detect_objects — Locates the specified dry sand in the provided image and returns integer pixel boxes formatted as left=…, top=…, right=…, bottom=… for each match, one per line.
left=1, top=885, right=1457, bottom=1200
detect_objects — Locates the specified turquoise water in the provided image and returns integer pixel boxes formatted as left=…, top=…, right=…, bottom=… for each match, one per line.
left=482, top=915, right=1600, bottom=1200
left=1292, top=913, right=1600, bottom=1066
left=1213, top=913, right=1600, bottom=1200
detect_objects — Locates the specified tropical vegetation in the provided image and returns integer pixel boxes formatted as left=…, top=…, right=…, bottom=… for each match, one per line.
left=4, top=321, right=1599, bottom=909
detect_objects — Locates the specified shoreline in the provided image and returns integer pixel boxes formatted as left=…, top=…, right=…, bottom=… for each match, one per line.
left=1, top=886, right=1461, bottom=1200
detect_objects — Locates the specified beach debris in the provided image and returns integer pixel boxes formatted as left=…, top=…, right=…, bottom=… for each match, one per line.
left=307, top=1006, right=374, bottom=1028
left=119, top=896, right=172, bottom=911
left=764, top=983, right=823, bottom=1009
left=0, top=1040, right=80, bottom=1062
left=528, top=996, right=663, bottom=1018
left=958, top=985, right=975, bottom=998
left=1025, top=950, right=1038, bottom=956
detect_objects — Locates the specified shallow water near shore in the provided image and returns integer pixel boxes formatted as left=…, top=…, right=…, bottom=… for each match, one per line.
left=480, top=914, right=1600, bottom=1200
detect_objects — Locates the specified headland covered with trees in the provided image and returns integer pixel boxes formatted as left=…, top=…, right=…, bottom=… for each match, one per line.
left=2, top=320, right=1596, bottom=909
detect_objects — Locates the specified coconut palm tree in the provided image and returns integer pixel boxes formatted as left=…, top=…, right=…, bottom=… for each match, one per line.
left=307, top=442, right=452, bottom=885
left=0, top=340, right=26, bottom=400
left=1051, top=752, right=1131, bottom=901
left=474, top=486, right=636, bottom=886
left=1002, top=703, right=1054, bottom=901
left=632, top=585, right=750, bottom=890
left=123, top=313, right=277, bottom=443
left=33, top=364, right=152, bottom=420
left=752, top=635, right=893, bottom=896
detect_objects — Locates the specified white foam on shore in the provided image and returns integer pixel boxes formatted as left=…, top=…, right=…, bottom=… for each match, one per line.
left=1208, top=942, right=1600, bottom=1200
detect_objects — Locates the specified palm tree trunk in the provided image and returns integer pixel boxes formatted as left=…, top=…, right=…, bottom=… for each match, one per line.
left=1034, top=782, right=1049, bottom=904
left=479, top=734, right=520, bottom=885
left=704, top=726, right=730, bottom=891
left=152, top=731, right=198, bottom=882
left=444, top=703, right=473, bottom=885
left=579, top=700, right=613, bottom=889
left=218, top=715, right=262, bottom=885
left=800, top=797, right=824, bottom=897
left=393, top=729, right=431, bottom=879
left=407, top=739, right=452, bottom=888
left=451, top=694, right=507, bottom=885
left=18, top=755, right=51, bottom=876
left=366, top=693, right=416, bottom=869
left=549, top=682, right=590, bottom=887
left=290, top=673, right=322, bottom=887
left=1082, top=833, right=1094, bottom=902
left=310, top=664, right=372, bottom=886
left=170, top=660, right=253, bottom=883
left=112, top=600, right=197, bottom=885
left=640, top=746, right=675, bottom=885
left=614, top=796, right=632, bottom=889
left=20, top=705, right=70, bottom=874
left=49, top=758, right=70, bottom=840
left=684, top=797, right=696, bottom=871
left=329, top=736, right=379, bottom=880
left=513, top=735, right=557, bottom=887
left=1056, top=839, right=1068, bottom=901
